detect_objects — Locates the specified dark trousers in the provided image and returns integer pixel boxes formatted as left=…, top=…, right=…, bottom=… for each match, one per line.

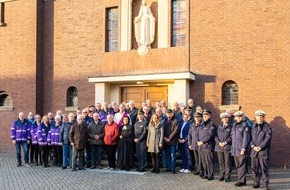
left=85, top=144, right=91, bottom=166
left=30, top=144, right=39, bottom=164
left=180, top=142, right=191, bottom=170
left=106, top=145, right=117, bottom=169
left=90, top=144, right=103, bottom=166
left=136, top=141, right=147, bottom=171
left=151, top=152, right=160, bottom=172
left=251, top=157, right=269, bottom=187
left=39, top=145, right=49, bottom=166
left=234, top=155, right=247, bottom=183
left=52, top=146, right=62, bottom=166
left=217, top=152, right=232, bottom=180
left=201, top=150, right=214, bottom=178
left=15, top=142, right=28, bottom=164
left=72, top=148, right=84, bottom=169
left=191, top=149, right=200, bottom=172
left=198, top=150, right=204, bottom=175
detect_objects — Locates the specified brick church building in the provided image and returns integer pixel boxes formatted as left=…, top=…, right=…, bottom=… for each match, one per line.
left=0, top=0, right=289, bottom=167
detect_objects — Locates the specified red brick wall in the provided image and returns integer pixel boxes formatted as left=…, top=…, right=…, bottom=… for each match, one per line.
left=0, top=0, right=37, bottom=153
left=189, top=0, right=289, bottom=167
left=1, top=0, right=289, bottom=168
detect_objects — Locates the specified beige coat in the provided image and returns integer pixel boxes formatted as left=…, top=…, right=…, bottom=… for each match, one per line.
left=146, top=121, right=164, bottom=153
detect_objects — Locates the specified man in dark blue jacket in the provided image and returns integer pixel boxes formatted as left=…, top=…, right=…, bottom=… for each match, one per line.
left=197, top=109, right=216, bottom=180
left=231, top=111, right=250, bottom=187
left=250, top=110, right=272, bottom=190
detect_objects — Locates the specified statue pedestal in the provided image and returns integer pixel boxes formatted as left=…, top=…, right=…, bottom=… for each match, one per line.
left=137, top=45, right=149, bottom=55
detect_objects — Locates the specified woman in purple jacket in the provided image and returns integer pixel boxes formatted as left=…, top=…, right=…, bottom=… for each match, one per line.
left=30, top=114, right=41, bottom=165
left=48, top=115, right=62, bottom=167
left=37, top=115, right=50, bottom=167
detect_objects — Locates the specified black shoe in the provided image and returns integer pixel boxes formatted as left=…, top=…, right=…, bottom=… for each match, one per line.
left=164, top=168, right=171, bottom=172
left=139, top=169, right=145, bottom=172
left=235, top=182, right=246, bottom=187
left=72, top=168, right=76, bottom=171
left=193, top=172, right=200, bottom=175
left=208, top=177, right=214, bottom=181
left=120, top=166, right=126, bottom=170
left=90, top=165, right=96, bottom=169
left=202, top=176, right=208, bottom=179
left=36, top=162, right=39, bottom=166
left=172, top=170, right=176, bottom=174
left=252, top=184, right=260, bottom=188
left=219, top=177, right=224, bottom=181
left=155, top=170, right=159, bottom=174
left=151, top=169, right=156, bottom=173
left=62, top=166, right=67, bottom=170
left=126, top=166, right=130, bottom=171
left=199, top=173, right=204, bottom=177
left=86, top=164, right=91, bottom=168
left=78, top=168, right=85, bottom=170
left=225, top=179, right=230, bottom=182
left=136, top=168, right=139, bottom=171
left=17, top=163, right=21, bottom=167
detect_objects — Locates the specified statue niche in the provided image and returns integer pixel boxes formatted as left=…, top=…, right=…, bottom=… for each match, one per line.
left=134, top=0, right=156, bottom=55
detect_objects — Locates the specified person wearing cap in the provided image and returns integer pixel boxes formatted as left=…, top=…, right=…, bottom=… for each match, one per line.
left=197, top=109, right=216, bottom=180
left=231, top=111, right=250, bottom=187
left=134, top=110, right=148, bottom=172
left=178, top=113, right=192, bottom=174
left=215, top=112, right=233, bottom=182
left=163, top=109, right=179, bottom=174
left=250, top=110, right=272, bottom=190
left=188, top=112, right=204, bottom=176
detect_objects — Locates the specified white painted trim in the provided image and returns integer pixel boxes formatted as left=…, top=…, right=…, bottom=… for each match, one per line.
left=89, top=72, right=195, bottom=83
left=0, top=0, right=18, bottom=3
left=158, top=0, right=169, bottom=48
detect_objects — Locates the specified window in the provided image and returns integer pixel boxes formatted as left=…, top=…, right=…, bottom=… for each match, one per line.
left=171, top=0, right=186, bottom=47
left=0, top=91, right=13, bottom=111
left=1, top=3, right=6, bottom=27
left=222, top=81, right=238, bottom=105
left=106, top=7, right=118, bottom=52
left=66, top=87, right=78, bottom=107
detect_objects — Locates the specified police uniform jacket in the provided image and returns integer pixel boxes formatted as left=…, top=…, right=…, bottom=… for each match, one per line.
left=231, top=121, right=250, bottom=156
left=198, top=119, right=216, bottom=152
left=250, top=121, right=272, bottom=159
left=214, top=122, right=232, bottom=153
left=188, top=122, right=201, bottom=150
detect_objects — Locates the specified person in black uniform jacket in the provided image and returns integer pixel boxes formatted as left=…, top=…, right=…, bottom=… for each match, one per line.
left=250, top=110, right=272, bottom=190
left=117, top=116, right=134, bottom=171
left=215, top=112, right=233, bottom=182
left=197, top=109, right=216, bottom=180
left=231, top=111, right=250, bottom=187
left=134, top=110, right=148, bottom=172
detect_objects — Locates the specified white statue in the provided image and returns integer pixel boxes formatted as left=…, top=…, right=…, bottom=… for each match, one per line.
left=134, top=0, right=155, bottom=55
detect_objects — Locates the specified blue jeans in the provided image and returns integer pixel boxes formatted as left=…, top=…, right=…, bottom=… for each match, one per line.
left=62, top=144, right=72, bottom=167
left=180, top=141, right=192, bottom=170
left=165, top=145, right=176, bottom=171
left=15, top=142, right=28, bottom=164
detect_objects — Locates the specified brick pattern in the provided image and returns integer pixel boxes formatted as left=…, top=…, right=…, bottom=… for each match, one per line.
left=0, top=0, right=289, bottom=168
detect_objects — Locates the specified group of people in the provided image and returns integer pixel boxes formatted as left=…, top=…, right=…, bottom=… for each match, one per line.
left=10, top=98, right=272, bottom=190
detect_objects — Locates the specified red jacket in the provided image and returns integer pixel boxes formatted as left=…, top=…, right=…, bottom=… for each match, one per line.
left=104, top=122, right=119, bottom=145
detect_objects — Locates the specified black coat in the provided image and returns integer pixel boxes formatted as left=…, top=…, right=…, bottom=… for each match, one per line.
left=88, top=120, right=105, bottom=145
left=250, top=122, right=272, bottom=159
left=134, top=120, right=148, bottom=142
left=163, top=117, right=179, bottom=146
left=214, top=122, right=232, bottom=153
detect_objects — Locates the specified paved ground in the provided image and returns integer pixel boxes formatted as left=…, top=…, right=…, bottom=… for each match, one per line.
left=1, top=154, right=290, bottom=190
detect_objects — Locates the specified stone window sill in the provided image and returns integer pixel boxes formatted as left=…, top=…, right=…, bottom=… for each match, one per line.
left=65, top=106, right=78, bottom=112
left=220, top=105, right=240, bottom=112
left=0, top=106, right=14, bottom=112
